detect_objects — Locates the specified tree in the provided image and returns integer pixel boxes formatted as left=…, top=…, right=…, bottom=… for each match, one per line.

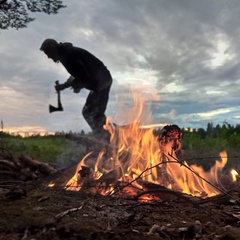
left=206, top=122, right=214, bottom=137
left=197, top=128, right=206, bottom=139
left=0, top=0, right=66, bottom=30
left=80, top=130, right=85, bottom=136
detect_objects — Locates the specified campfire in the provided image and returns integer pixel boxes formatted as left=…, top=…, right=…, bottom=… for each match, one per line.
left=1, top=87, right=237, bottom=204
left=49, top=90, right=236, bottom=204
left=50, top=123, right=231, bottom=203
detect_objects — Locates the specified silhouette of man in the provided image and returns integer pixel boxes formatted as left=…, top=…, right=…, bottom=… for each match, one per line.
left=40, top=38, right=112, bottom=142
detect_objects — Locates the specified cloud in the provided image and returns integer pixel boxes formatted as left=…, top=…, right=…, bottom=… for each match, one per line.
left=1, top=0, right=240, bottom=133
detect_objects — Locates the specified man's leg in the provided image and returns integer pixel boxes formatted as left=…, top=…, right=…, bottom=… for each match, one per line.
left=82, top=88, right=110, bottom=141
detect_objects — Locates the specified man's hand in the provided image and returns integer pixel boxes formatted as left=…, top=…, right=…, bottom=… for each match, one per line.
left=73, top=87, right=81, bottom=93
left=55, top=82, right=67, bottom=92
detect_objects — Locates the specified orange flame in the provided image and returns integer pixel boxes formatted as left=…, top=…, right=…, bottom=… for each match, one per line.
left=58, top=88, right=228, bottom=198
left=231, top=169, right=239, bottom=182
left=65, top=152, right=93, bottom=191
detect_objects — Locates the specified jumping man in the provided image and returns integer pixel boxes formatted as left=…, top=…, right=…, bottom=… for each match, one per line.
left=40, top=38, right=112, bottom=142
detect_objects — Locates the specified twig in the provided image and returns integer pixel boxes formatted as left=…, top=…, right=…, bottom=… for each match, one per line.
left=54, top=201, right=85, bottom=220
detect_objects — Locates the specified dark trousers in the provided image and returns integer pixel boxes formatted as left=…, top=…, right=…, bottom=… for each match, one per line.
left=82, top=68, right=112, bottom=137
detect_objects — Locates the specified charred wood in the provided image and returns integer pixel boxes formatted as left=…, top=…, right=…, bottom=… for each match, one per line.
left=135, top=180, right=200, bottom=207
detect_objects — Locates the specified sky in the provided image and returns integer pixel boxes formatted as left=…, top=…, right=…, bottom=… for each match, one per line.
left=1, top=0, right=240, bottom=134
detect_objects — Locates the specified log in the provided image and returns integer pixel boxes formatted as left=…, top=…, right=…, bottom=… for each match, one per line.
left=18, top=155, right=58, bottom=175
left=0, top=159, right=19, bottom=170
left=135, top=180, right=199, bottom=206
left=0, top=170, right=19, bottom=179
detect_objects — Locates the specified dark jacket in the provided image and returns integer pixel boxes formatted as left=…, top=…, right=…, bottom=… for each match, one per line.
left=58, top=42, right=108, bottom=91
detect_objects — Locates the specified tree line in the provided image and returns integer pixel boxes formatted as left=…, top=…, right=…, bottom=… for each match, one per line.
left=180, top=122, right=240, bottom=150
left=182, top=122, right=240, bottom=139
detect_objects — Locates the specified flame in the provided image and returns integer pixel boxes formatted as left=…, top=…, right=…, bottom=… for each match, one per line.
left=48, top=181, right=55, bottom=187
left=65, top=152, right=93, bottom=191
left=231, top=169, right=239, bottom=182
left=139, top=123, right=169, bottom=129
left=54, top=87, right=229, bottom=198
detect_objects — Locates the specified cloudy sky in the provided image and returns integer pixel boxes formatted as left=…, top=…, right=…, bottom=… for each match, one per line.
left=1, top=0, right=240, bottom=133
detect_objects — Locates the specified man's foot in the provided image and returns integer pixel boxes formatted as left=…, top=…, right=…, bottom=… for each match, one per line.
left=94, top=130, right=111, bottom=144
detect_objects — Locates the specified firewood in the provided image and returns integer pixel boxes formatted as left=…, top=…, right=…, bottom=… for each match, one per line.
left=20, top=168, right=38, bottom=180
left=0, top=159, right=18, bottom=170
left=0, top=170, right=19, bottom=179
left=18, top=155, right=58, bottom=175
left=136, top=180, right=199, bottom=207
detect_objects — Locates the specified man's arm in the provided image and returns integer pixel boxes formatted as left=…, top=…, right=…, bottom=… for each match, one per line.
left=55, top=76, right=73, bottom=92
left=55, top=76, right=83, bottom=93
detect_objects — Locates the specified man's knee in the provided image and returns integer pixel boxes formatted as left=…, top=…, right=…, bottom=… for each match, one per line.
left=82, top=107, right=91, bottom=122
left=82, top=106, right=87, bottom=118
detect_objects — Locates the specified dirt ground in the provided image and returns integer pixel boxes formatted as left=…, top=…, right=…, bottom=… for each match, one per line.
left=1, top=175, right=240, bottom=240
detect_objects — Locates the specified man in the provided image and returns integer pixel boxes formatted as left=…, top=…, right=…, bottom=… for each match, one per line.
left=40, top=38, right=112, bottom=142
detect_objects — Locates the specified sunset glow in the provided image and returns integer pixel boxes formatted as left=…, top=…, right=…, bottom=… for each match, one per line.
left=2, top=126, right=54, bottom=137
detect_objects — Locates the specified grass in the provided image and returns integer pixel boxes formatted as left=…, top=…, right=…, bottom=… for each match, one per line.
left=0, top=135, right=87, bottom=167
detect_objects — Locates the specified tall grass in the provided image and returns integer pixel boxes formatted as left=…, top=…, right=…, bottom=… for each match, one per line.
left=0, top=135, right=86, bottom=166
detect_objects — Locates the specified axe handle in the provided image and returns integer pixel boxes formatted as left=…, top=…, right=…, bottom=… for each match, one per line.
left=57, top=90, right=63, bottom=109
left=55, top=81, right=63, bottom=110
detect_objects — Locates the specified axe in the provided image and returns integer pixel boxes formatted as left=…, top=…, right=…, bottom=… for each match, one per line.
left=49, top=80, right=64, bottom=113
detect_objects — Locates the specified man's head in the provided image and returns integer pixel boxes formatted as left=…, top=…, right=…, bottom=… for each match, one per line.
left=40, top=38, right=59, bottom=63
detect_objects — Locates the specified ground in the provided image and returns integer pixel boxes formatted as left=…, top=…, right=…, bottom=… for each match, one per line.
left=0, top=177, right=240, bottom=240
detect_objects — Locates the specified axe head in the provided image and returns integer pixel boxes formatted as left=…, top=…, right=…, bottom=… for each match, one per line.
left=49, top=104, right=63, bottom=113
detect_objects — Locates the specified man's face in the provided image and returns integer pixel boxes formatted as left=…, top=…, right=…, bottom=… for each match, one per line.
left=44, top=49, right=59, bottom=63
